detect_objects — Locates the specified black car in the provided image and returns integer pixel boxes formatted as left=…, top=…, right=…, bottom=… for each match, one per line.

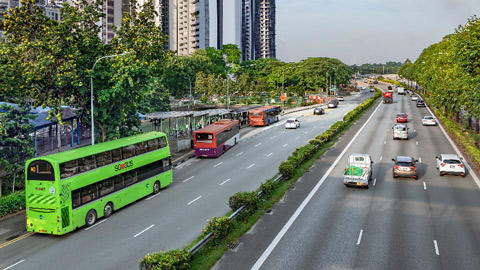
left=416, top=99, right=425, bottom=107
left=313, top=107, right=324, bottom=115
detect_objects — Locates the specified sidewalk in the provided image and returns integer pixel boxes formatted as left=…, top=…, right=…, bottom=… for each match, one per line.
left=0, top=103, right=321, bottom=245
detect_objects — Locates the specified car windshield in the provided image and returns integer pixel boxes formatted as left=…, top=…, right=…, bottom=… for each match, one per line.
left=424, top=116, right=434, bottom=120
left=397, top=162, right=414, bottom=167
left=444, top=159, right=461, bottom=164
left=395, top=126, right=406, bottom=131
left=286, top=120, right=294, bottom=123
left=397, top=114, right=406, bottom=117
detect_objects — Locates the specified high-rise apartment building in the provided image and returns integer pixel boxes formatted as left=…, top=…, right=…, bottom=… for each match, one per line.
left=254, top=0, right=275, bottom=59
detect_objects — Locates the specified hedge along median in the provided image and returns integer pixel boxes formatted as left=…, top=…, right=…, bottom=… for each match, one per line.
left=139, top=89, right=382, bottom=270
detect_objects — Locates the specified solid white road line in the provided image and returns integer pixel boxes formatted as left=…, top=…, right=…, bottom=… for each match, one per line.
left=434, top=240, right=440, bottom=255
left=134, top=224, right=154, bottom=238
left=146, top=193, right=161, bottom=200
left=247, top=164, right=255, bottom=169
left=220, top=179, right=231, bottom=186
left=373, top=178, right=377, bottom=186
left=255, top=143, right=262, bottom=147
left=251, top=101, right=384, bottom=270
left=423, top=182, right=427, bottom=190
left=282, top=144, right=288, bottom=148
left=3, top=260, right=25, bottom=270
left=183, top=176, right=195, bottom=183
left=237, top=152, right=243, bottom=156
left=187, top=196, right=202, bottom=205
left=84, top=219, right=107, bottom=231
left=213, top=162, right=223, bottom=168
left=356, top=230, right=364, bottom=245
left=267, top=153, right=273, bottom=157
left=425, top=105, right=480, bottom=189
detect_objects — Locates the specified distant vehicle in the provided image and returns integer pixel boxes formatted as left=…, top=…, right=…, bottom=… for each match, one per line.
left=249, top=105, right=281, bottom=126
left=285, top=118, right=300, bottom=129
left=383, top=92, right=393, bottom=103
left=25, top=132, right=173, bottom=234
left=397, top=87, right=405, bottom=95
left=368, top=80, right=373, bottom=84
left=422, top=116, right=437, bottom=126
left=361, top=86, right=366, bottom=90
left=373, top=80, right=378, bottom=84
left=416, top=99, right=425, bottom=107
left=412, top=95, right=419, bottom=101
left=392, top=124, right=409, bottom=140
left=387, top=85, right=393, bottom=90
left=328, top=100, right=338, bottom=108
left=436, top=154, right=466, bottom=177
left=337, top=96, right=344, bottom=101
left=369, top=85, right=375, bottom=92
left=343, top=154, right=373, bottom=189
left=392, top=156, right=418, bottom=179
left=194, top=119, right=240, bottom=157
left=313, top=107, right=325, bottom=115
left=396, top=113, right=407, bottom=123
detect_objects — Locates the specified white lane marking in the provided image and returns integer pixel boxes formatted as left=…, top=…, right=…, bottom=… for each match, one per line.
left=146, top=193, right=161, bottom=200
left=416, top=141, right=419, bottom=146
left=187, top=196, right=202, bottom=205
left=373, top=178, right=377, bottom=186
left=281, top=131, right=285, bottom=134
left=267, top=153, right=273, bottom=157
left=425, top=105, right=480, bottom=188
left=237, top=152, right=243, bottom=156
left=434, top=240, right=440, bottom=255
left=424, top=182, right=427, bottom=190
left=282, top=144, right=288, bottom=148
left=255, top=143, right=262, bottom=147
left=380, top=156, right=383, bottom=161
left=270, top=136, right=276, bottom=139
left=220, top=178, right=231, bottom=186
left=84, top=219, right=107, bottom=231
left=384, top=141, right=386, bottom=144
left=3, top=260, right=26, bottom=270
left=414, top=129, right=416, bottom=132
left=247, top=164, right=255, bottom=169
left=419, top=157, right=422, bottom=163
left=134, top=224, right=154, bottom=238
left=251, top=101, right=384, bottom=270
left=314, top=126, right=317, bottom=128
left=295, top=136, right=300, bottom=140
left=183, top=176, right=195, bottom=183
left=213, top=162, right=223, bottom=168
left=356, top=230, right=364, bottom=245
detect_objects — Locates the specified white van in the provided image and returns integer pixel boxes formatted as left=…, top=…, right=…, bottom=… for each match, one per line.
left=392, top=124, right=408, bottom=140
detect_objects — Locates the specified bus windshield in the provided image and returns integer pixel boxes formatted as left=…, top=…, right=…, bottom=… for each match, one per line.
left=196, top=133, right=213, bottom=141
left=27, top=160, right=55, bottom=181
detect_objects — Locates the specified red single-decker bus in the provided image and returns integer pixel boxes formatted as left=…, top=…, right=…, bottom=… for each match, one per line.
left=194, top=119, right=240, bottom=157
left=248, top=105, right=281, bottom=126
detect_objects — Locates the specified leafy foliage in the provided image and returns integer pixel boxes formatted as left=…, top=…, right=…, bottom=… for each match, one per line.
left=138, top=249, right=190, bottom=270
left=0, top=190, right=26, bottom=217
left=200, top=216, right=232, bottom=246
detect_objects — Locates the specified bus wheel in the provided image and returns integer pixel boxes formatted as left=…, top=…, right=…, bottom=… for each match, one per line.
left=153, top=181, right=161, bottom=194
left=104, top=203, right=114, bottom=218
left=85, top=210, right=97, bottom=227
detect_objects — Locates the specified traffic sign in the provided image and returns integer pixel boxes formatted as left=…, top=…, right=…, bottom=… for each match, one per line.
left=280, top=94, right=286, bottom=102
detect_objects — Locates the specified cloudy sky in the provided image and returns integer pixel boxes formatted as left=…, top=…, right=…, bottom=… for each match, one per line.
left=276, top=0, right=480, bottom=65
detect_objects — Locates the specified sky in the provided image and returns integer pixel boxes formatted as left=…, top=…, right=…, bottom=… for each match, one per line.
left=276, top=0, right=480, bottom=65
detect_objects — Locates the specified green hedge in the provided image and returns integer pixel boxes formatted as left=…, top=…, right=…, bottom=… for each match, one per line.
left=0, top=190, right=26, bottom=218
left=139, top=249, right=190, bottom=270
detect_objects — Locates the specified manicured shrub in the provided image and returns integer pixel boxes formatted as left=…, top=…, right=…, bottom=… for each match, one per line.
left=228, top=191, right=259, bottom=212
left=260, top=179, right=277, bottom=196
left=279, top=160, right=295, bottom=179
left=139, top=249, right=190, bottom=270
left=200, top=216, right=232, bottom=246
left=0, top=190, right=26, bottom=218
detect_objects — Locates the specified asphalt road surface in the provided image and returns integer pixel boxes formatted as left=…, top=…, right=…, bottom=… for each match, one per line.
left=0, top=91, right=374, bottom=270
left=214, top=85, right=480, bottom=270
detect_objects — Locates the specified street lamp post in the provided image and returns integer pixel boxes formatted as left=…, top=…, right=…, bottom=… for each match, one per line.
left=90, top=51, right=134, bottom=145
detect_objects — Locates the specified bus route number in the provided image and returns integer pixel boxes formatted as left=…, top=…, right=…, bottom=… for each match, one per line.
left=115, top=160, right=133, bottom=171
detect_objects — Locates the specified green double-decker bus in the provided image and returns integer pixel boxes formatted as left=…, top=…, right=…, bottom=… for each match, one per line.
left=25, top=132, right=172, bottom=235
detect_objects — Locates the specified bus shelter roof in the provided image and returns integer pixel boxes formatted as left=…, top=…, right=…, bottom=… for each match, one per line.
left=145, top=111, right=194, bottom=120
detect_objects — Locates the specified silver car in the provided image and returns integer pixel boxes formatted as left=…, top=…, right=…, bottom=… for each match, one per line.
left=422, top=116, right=437, bottom=126
left=436, top=154, right=466, bottom=177
left=392, top=124, right=409, bottom=140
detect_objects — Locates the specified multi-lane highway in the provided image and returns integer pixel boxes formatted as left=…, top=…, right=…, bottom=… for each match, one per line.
left=0, top=91, right=374, bottom=270
left=215, top=85, right=480, bottom=270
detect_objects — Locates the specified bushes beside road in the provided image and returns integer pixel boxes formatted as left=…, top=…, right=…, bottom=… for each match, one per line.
left=0, top=190, right=26, bottom=218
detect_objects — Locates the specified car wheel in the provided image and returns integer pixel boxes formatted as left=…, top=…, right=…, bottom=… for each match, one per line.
left=365, top=184, right=369, bottom=189
left=153, top=181, right=161, bottom=194
left=439, top=172, right=444, bottom=176
left=104, top=202, right=114, bottom=218
left=85, top=209, right=97, bottom=227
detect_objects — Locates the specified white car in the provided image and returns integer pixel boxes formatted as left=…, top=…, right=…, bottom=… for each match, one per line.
left=361, top=86, right=366, bottom=90
left=436, top=154, right=466, bottom=177
left=412, top=95, right=419, bottom=101
left=392, top=124, right=408, bottom=140
left=337, top=96, right=344, bottom=101
left=285, top=118, right=300, bottom=129
left=422, top=116, right=437, bottom=126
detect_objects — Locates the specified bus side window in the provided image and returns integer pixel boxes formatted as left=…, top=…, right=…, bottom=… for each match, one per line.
left=147, top=139, right=159, bottom=151
left=99, top=178, right=114, bottom=197
left=96, top=151, right=112, bottom=167
left=135, top=141, right=148, bottom=155
left=112, top=148, right=122, bottom=162
left=122, top=145, right=135, bottom=159
left=159, top=136, right=168, bottom=148
left=162, top=157, right=171, bottom=171
left=124, top=171, right=138, bottom=186
left=79, top=155, right=96, bottom=173
left=81, top=185, right=97, bottom=204
left=113, top=175, right=124, bottom=191
left=60, top=160, right=78, bottom=178
left=72, top=190, right=81, bottom=208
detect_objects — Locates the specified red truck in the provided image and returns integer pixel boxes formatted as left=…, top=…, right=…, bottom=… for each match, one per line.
left=383, top=92, right=393, bottom=103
